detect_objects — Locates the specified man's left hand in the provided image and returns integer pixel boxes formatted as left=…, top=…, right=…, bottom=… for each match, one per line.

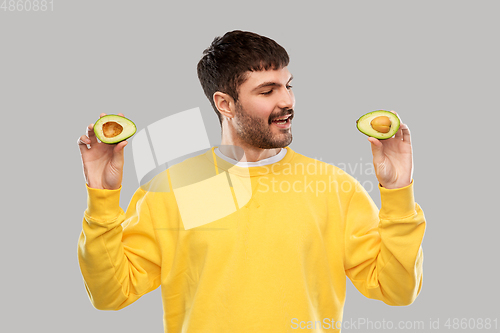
left=368, top=111, right=413, bottom=189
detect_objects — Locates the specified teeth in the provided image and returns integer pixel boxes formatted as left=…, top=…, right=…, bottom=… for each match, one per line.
left=274, top=115, right=290, bottom=121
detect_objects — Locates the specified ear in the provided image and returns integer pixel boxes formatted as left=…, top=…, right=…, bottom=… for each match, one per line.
left=213, top=92, right=235, bottom=120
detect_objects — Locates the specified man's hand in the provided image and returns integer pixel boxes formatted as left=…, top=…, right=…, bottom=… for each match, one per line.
left=77, top=113, right=128, bottom=190
left=368, top=111, right=413, bottom=189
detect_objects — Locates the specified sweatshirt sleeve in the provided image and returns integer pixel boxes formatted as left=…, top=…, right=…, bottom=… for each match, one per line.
left=344, top=180, right=426, bottom=306
left=77, top=184, right=162, bottom=310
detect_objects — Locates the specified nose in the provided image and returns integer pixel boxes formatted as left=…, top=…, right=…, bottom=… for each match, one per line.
left=277, top=87, right=295, bottom=110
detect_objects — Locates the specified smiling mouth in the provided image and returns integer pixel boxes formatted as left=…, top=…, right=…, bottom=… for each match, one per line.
left=271, top=114, right=293, bottom=125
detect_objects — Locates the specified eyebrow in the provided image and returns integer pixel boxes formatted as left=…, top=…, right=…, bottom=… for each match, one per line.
left=252, top=74, right=294, bottom=92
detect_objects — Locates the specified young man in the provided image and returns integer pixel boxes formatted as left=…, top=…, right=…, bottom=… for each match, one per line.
left=77, top=30, right=425, bottom=332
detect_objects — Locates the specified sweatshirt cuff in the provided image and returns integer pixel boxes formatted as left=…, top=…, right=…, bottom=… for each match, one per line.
left=85, top=184, right=122, bottom=221
left=379, top=180, right=416, bottom=219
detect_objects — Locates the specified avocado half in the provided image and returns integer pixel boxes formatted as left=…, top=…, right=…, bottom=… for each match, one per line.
left=356, top=110, right=400, bottom=140
left=93, top=115, right=137, bottom=144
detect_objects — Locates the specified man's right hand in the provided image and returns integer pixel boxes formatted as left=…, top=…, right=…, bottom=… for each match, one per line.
left=77, top=113, right=128, bottom=190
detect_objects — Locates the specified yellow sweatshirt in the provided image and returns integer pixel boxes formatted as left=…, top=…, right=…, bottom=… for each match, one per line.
left=78, top=146, right=425, bottom=332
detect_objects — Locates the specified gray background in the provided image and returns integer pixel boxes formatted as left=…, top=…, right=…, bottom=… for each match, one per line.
left=1, top=0, right=499, bottom=332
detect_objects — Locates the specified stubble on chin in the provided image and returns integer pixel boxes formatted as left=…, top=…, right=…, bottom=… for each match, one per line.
left=234, top=108, right=293, bottom=149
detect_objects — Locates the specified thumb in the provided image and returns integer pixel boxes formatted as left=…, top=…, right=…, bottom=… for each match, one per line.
left=368, top=137, right=384, bottom=161
left=117, top=140, right=128, bottom=151
left=112, top=141, right=128, bottom=164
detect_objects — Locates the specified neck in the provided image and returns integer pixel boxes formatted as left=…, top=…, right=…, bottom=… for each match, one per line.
left=219, top=129, right=281, bottom=163
left=218, top=143, right=282, bottom=163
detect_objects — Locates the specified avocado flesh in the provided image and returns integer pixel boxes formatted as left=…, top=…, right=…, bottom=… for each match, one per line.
left=356, top=110, right=400, bottom=140
left=93, top=115, right=137, bottom=144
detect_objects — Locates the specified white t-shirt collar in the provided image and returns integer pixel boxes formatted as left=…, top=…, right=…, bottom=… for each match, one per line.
left=214, top=147, right=287, bottom=167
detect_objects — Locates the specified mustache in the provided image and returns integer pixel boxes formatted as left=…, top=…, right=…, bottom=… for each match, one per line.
left=269, top=109, right=294, bottom=124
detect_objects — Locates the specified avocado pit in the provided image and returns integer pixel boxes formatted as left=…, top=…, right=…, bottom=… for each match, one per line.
left=102, top=121, right=123, bottom=138
left=370, top=116, right=391, bottom=133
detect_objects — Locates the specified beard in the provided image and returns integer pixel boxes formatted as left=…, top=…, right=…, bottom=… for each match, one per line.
left=233, top=102, right=293, bottom=149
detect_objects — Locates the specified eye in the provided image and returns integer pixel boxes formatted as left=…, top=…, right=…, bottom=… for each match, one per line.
left=286, top=85, right=293, bottom=90
left=261, top=90, right=273, bottom=95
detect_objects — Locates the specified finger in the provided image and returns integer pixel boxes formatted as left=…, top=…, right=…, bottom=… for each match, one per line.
left=400, top=123, right=411, bottom=144
left=368, top=136, right=382, bottom=147
left=394, top=124, right=404, bottom=140
left=77, top=134, right=90, bottom=147
left=115, top=140, right=128, bottom=152
left=100, top=113, right=107, bottom=118
left=111, top=141, right=128, bottom=165
left=77, top=134, right=92, bottom=154
left=368, top=137, right=384, bottom=162
left=86, top=123, right=99, bottom=145
left=117, top=113, right=124, bottom=117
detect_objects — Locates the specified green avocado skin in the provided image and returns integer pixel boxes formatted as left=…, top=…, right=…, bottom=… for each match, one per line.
left=356, top=110, right=400, bottom=140
left=93, top=115, right=137, bottom=144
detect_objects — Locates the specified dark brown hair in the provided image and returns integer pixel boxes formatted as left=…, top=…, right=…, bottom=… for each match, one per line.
left=197, top=30, right=290, bottom=125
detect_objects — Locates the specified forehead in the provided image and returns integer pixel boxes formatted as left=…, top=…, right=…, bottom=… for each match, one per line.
left=239, top=67, right=292, bottom=90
